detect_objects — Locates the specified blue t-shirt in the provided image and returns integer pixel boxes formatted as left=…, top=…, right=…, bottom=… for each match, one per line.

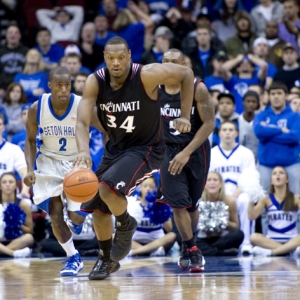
left=152, top=49, right=164, bottom=63
left=119, top=23, right=145, bottom=63
left=11, top=129, right=26, bottom=151
left=255, top=61, right=277, bottom=78
left=205, top=75, right=225, bottom=92
left=14, top=72, right=50, bottom=104
left=145, top=0, right=176, bottom=15
left=36, top=44, right=64, bottom=65
left=89, top=127, right=104, bottom=173
left=225, top=75, right=260, bottom=114
left=198, top=49, right=210, bottom=71
left=95, top=31, right=117, bottom=47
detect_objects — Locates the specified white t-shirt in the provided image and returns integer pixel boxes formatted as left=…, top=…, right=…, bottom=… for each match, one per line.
left=258, top=3, right=274, bottom=21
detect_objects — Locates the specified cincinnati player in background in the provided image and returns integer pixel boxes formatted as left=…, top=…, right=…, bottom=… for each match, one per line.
left=23, top=67, right=101, bottom=276
left=156, top=49, right=214, bottom=272
left=73, top=36, right=194, bottom=280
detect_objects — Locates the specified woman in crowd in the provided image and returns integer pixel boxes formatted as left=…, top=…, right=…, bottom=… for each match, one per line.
left=249, top=166, right=300, bottom=256
left=0, top=172, right=33, bottom=258
left=196, top=171, right=244, bottom=256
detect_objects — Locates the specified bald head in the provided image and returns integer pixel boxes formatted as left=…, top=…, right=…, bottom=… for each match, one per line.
left=162, top=49, right=184, bottom=65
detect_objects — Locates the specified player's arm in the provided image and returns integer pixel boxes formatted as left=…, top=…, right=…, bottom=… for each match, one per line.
left=225, top=196, right=239, bottom=230
left=20, top=200, right=33, bottom=234
left=91, top=106, right=106, bottom=133
left=74, top=75, right=98, bottom=169
left=141, top=63, right=194, bottom=132
left=168, top=82, right=215, bottom=175
left=24, top=102, right=39, bottom=187
left=248, top=196, right=267, bottom=220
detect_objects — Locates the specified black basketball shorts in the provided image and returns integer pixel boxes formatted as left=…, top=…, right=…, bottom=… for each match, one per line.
left=81, top=143, right=165, bottom=215
left=157, top=140, right=210, bottom=212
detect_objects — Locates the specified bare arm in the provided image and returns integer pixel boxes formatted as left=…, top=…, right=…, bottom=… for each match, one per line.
left=225, top=197, right=239, bottom=230
left=20, top=200, right=33, bottom=234
left=128, top=0, right=154, bottom=28
left=74, top=75, right=98, bottom=168
left=222, top=54, right=244, bottom=82
left=141, top=63, right=194, bottom=121
left=248, top=54, right=268, bottom=82
left=248, top=196, right=267, bottom=220
left=91, top=106, right=106, bottom=133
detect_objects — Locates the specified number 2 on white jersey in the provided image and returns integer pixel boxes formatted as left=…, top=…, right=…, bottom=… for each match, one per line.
left=107, top=115, right=135, bottom=133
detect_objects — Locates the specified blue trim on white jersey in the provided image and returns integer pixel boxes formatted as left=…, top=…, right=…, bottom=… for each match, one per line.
left=218, top=144, right=240, bottom=159
left=48, top=93, right=74, bottom=121
left=37, top=197, right=51, bottom=214
left=269, top=194, right=285, bottom=210
left=0, top=140, right=6, bottom=150
left=36, top=94, right=43, bottom=125
left=224, top=179, right=237, bottom=185
left=268, top=222, right=297, bottom=233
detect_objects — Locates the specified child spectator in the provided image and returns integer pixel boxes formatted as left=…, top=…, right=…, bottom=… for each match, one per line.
left=196, top=171, right=244, bottom=256
left=248, top=166, right=300, bottom=257
left=290, top=97, right=300, bottom=113
left=0, top=172, right=33, bottom=258
left=1, top=83, right=27, bottom=140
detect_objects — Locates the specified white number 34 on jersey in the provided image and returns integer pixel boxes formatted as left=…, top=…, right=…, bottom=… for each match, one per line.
left=107, top=115, right=136, bottom=133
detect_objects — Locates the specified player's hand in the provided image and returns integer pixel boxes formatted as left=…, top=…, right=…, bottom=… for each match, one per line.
left=173, top=117, right=191, bottom=133
left=24, top=171, right=36, bottom=187
left=168, top=151, right=190, bottom=175
left=73, top=152, right=92, bottom=169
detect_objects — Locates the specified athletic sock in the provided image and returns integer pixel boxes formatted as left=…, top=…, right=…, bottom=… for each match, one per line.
left=98, top=238, right=112, bottom=260
left=183, top=237, right=196, bottom=249
left=59, top=236, right=77, bottom=257
left=115, top=210, right=130, bottom=225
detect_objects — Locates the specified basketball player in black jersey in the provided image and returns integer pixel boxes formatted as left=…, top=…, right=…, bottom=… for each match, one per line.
left=73, top=37, right=195, bottom=280
left=157, top=49, right=214, bottom=272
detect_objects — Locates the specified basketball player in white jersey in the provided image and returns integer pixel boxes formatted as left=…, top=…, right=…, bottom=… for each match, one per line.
left=210, top=121, right=256, bottom=254
left=0, top=114, right=30, bottom=198
left=248, top=166, right=300, bottom=256
left=23, top=67, right=100, bottom=276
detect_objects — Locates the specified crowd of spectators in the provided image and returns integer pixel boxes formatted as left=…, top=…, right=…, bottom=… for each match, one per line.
left=1, top=0, right=300, bottom=258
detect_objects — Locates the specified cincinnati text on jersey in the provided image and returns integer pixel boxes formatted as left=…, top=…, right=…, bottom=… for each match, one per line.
left=99, top=101, right=140, bottom=112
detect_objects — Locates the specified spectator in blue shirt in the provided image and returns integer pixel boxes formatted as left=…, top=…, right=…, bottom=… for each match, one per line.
left=254, top=81, right=300, bottom=196
left=35, top=28, right=64, bottom=71
left=14, top=48, right=49, bottom=104
left=94, top=15, right=117, bottom=47
left=205, top=50, right=227, bottom=92
left=252, top=37, right=277, bottom=89
left=221, top=54, right=268, bottom=113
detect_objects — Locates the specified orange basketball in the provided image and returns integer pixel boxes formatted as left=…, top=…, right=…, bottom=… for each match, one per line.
left=63, top=168, right=99, bottom=203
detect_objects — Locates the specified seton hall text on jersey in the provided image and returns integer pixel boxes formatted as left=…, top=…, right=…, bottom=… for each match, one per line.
left=268, top=212, right=294, bottom=222
left=42, top=125, right=75, bottom=137
left=213, top=166, right=241, bottom=173
left=99, top=101, right=140, bottom=112
left=160, top=105, right=195, bottom=118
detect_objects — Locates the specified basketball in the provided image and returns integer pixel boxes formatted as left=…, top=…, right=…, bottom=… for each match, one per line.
left=63, top=168, right=98, bottom=203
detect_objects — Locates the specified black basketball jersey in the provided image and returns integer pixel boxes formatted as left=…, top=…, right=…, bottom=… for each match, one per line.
left=159, top=78, right=203, bottom=145
left=94, top=63, right=163, bottom=150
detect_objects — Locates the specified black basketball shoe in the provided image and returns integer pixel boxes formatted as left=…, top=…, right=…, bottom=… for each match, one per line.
left=178, top=245, right=190, bottom=270
left=111, top=216, right=137, bottom=262
left=88, top=254, right=120, bottom=280
left=188, top=246, right=205, bottom=273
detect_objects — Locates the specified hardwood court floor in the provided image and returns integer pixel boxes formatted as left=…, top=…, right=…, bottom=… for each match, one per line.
left=1, top=256, right=300, bottom=300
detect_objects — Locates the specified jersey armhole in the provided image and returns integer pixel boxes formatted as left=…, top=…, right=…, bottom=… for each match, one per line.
left=139, top=65, right=158, bottom=101
left=36, top=94, right=43, bottom=125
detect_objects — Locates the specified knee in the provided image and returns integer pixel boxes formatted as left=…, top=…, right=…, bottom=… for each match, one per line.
left=99, top=183, right=115, bottom=202
left=93, top=210, right=112, bottom=224
left=50, top=210, right=64, bottom=227
left=69, top=211, right=85, bottom=225
left=23, top=233, right=34, bottom=246
left=165, top=232, right=176, bottom=244
left=250, top=233, right=260, bottom=246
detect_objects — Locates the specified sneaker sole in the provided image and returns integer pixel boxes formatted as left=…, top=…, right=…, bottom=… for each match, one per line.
left=189, top=266, right=204, bottom=273
left=111, top=219, right=137, bottom=262
left=88, top=262, right=121, bottom=280
left=60, top=264, right=84, bottom=277
left=177, top=257, right=189, bottom=270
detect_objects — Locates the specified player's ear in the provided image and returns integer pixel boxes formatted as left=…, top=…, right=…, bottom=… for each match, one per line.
left=128, top=49, right=131, bottom=58
left=48, top=81, right=51, bottom=89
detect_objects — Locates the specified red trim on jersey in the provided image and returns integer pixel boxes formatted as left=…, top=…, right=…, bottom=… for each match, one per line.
left=80, top=208, right=112, bottom=215
left=99, top=180, right=120, bottom=197
left=156, top=199, right=192, bottom=210
left=156, top=117, right=163, bottom=143
left=201, top=143, right=207, bottom=192
left=125, top=146, right=152, bottom=194
left=139, top=65, right=158, bottom=101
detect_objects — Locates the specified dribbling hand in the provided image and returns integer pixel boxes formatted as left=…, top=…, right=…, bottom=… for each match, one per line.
left=73, top=152, right=92, bottom=169
left=173, top=117, right=191, bottom=133
left=24, top=171, right=36, bottom=187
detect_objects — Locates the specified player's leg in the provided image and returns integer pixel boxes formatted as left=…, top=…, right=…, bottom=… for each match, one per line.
left=49, top=196, right=83, bottom=276
left=88, top=209, right=120, bottom=280
left=189, top=209, right=200, bottom=236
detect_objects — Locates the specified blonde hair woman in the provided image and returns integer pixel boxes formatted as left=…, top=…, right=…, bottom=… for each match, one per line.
left=249, top=166, right=300, bottom=256
left=14, top=48, right=49, bottom=104
left=196, top=171, right=244, bottom=256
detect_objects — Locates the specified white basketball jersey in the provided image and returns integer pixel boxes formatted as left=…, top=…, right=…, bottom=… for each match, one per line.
left=266, top=194, right=298, bottom=242
left=210, top=144, right=256, bottom=195
left=37, top=93, right=81, bottom=161
left=0, top=140, right=26, bottom=176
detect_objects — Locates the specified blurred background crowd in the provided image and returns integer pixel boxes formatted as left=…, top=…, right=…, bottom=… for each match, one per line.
left=1, top=0, right=300, bottom=259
